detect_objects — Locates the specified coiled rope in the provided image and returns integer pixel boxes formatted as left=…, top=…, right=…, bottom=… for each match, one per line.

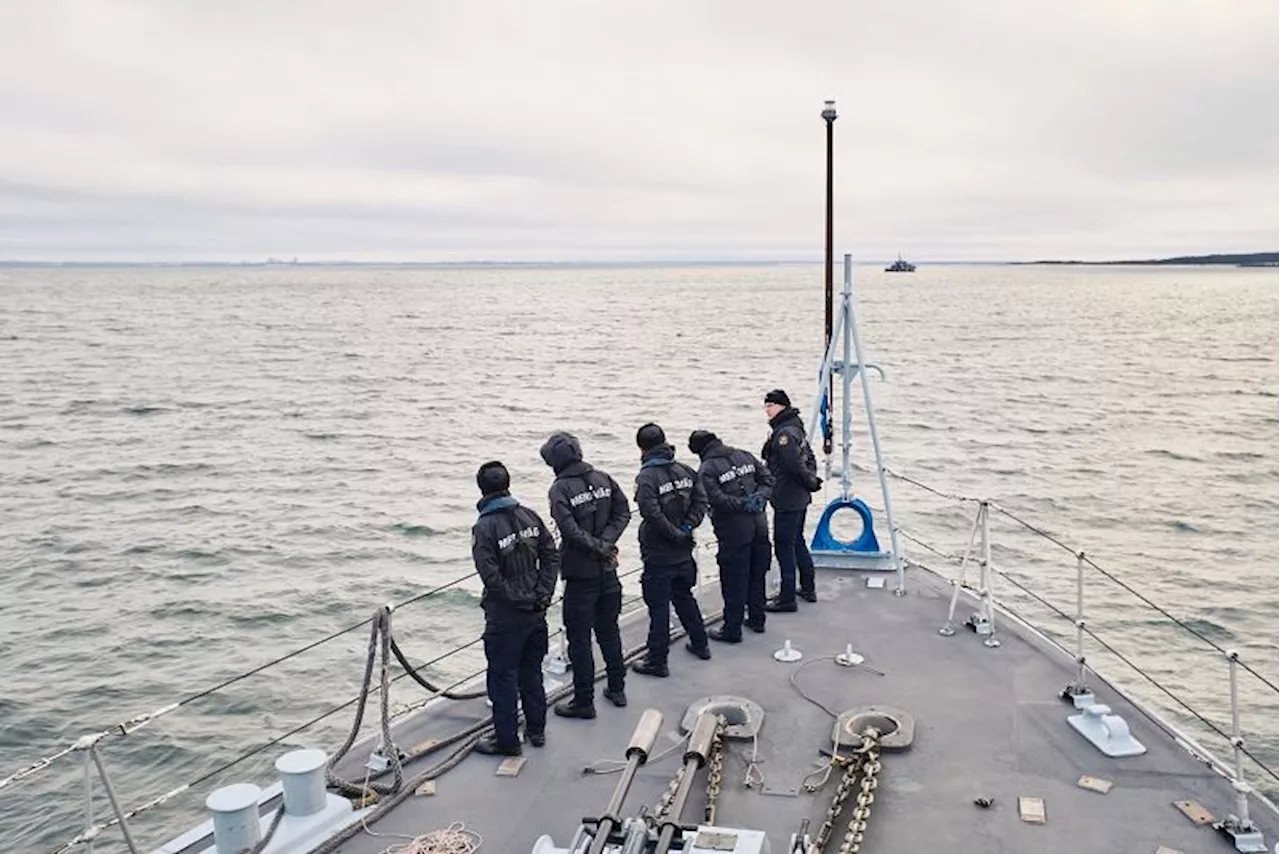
left=376, top=822, right=482, bottom=854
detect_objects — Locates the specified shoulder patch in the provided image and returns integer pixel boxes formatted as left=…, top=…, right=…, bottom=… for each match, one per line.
left=779, top=434, right=789, bottom=446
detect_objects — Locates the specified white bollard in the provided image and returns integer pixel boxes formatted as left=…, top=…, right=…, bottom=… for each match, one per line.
left=206, top=783, right=262, bottom=854
left=276, top=749, right=327, bottom=817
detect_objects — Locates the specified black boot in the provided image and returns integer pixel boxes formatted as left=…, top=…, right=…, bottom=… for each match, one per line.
left=798, top=588, right=818, bottom=603
left=631, top=658, right=669, bottom=677
left=685, top=641, right=712, bottom=660
left=765, top=597, right=798, bottom=613
left=474, top=734, right=522, bottom=756
left=708, top=627, right=742, bottom=644
left=554, top=699, right=597, bottom=719
left=603, top=687, right=628, bottom=707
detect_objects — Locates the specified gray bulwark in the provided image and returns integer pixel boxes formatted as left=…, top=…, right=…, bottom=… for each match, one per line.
left=297, top=569, right=1275, bottom=853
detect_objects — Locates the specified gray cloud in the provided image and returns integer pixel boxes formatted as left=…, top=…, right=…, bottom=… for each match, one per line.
left=0, top=0, right=1275, bottom=261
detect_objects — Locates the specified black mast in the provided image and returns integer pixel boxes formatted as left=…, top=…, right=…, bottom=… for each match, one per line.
left=822, top=99, right=837, bottom=456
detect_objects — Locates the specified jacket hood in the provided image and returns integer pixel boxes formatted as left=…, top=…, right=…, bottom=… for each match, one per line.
left=477, top=493, right=518, bottom=516
left=640, top=443, right=677, bottom=467
left=699, top=438, right=732, bottom=459
left=539, top=432, right=583, bottom=474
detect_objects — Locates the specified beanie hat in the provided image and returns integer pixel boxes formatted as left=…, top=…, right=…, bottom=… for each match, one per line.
left=688, top=430, right=717, bottom=456
left=764, top=389, right=791, bottom=407
left=636, top=422, right=667, bottom=451
left=476, top=460, right=511, bottom=495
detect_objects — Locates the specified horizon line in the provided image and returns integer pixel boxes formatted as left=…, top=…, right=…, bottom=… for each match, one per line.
left=0, top=258, right=983, bottom=267
left=2, top=250, right=1276, bottom=269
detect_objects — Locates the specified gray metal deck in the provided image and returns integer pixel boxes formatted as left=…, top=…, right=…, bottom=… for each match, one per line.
left=322, top=567, right=1275, bottom=853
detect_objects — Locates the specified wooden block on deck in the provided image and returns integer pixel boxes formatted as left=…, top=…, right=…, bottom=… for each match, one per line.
left=1172, top=799, right=1214, bottom=826
left=1018, top=796, right=1046, bottom=824
left=495, top=756, right=527, bottom=777
left=1077, top=775, right=1113, bottom=794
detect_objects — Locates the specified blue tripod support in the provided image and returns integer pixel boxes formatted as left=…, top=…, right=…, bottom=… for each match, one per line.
left=806, top=255, right=904, bottom=588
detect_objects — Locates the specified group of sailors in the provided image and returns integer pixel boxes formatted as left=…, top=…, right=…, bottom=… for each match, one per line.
left=469, top=389, right=825, bottom=756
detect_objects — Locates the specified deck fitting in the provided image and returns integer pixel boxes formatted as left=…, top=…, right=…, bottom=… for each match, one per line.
left=832, top=706, right=914, bottom=752
left=1068, top=704, right=1146, bottom=757
left=681, top=696, right=764, bottom=740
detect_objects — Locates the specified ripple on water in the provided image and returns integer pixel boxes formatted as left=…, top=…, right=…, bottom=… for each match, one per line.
left=1, top=264, right=1275, bottom=850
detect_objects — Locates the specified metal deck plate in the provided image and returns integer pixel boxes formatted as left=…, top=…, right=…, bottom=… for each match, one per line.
left=811, top=549, right=896, bottom=571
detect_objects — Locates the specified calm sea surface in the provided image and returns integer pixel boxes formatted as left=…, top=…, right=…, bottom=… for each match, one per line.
left=1, top=263, right=1276, bottom=851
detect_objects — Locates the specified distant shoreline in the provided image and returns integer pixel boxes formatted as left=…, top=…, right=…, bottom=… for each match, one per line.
left=3, top=259, right=805, bottom=270
left=1, top=252, right=1276, bottom=269
left=1015, top=252, right=1278, bottom=267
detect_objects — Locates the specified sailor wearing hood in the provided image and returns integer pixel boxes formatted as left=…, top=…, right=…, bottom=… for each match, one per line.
left=539, top=432, right=631, bottom=718
left=761, top=389, right=823, bottom=611
left=630, top=423, right=711, bottom=677
left=689, top=429, right=774, bottom=642
left=470, top=460, right=558, bottom=756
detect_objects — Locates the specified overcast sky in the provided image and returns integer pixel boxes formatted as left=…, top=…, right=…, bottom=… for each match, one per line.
left=1, top=1, right=1276, bottom=262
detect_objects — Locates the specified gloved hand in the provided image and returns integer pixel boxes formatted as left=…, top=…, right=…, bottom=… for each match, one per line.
left=744, top=494, right=767, bottom=513
left=807, top=475, right=823, bottom=493
left=677, top=523, right=695, bottom=545
left=535, top=594, right=553, bottom=612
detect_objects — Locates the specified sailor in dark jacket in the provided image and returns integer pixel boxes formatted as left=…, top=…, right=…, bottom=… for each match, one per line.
left=470, top=461, right=559, bottom=756
left=539, top=432, right=631, bottom=718
left=689, top=430, right=774, bottom=641
left=631, top=423, right=711, bottom=676
left=761, top=389, right=822, bottom=611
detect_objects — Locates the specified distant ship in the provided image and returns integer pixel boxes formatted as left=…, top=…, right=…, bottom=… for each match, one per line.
left=886, top=253, right=916, bottom=272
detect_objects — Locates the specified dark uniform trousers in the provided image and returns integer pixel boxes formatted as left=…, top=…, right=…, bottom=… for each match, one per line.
left=483, top=610, right=549, bottom=751
left=717, top=529, right=772, bottom=636
left=562, top=576, right=625, bottom=704
left=774, top=508, right=815, bottom=603
left=641, top=558, right=708, bottom=661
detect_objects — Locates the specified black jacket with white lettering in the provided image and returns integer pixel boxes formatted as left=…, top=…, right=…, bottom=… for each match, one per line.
left=543, top=440, right=631, bottom=581
left=471, top=493, right=559, bottom=625
left=634, top=444, right=708, bottom=566
left=694, top=438, right=774, bottom=546
left=761, top=407, right=820, bottom=512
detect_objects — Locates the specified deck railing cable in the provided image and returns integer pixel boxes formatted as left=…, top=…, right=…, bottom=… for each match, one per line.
left=44, top=581, right=663, bottom=854
left=885, top=467, right=1278, bottom=694
left=901, top=534, right=1279, bottom=784
left=0, top=568, right=480, bottom=794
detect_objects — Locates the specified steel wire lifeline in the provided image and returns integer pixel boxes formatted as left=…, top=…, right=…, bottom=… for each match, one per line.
left=1, top=568, right=481, bottom=794
left=899, top=525, right=1279, bottom=783
left=4, top=536, right=717, bottom=794
left=43, top=565, right=658, bottom=853
left=884, top=467, right=1278, bottom=693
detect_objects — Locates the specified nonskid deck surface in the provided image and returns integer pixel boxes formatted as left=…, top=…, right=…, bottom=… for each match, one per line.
left=302, top=570, right=1272, bottom=853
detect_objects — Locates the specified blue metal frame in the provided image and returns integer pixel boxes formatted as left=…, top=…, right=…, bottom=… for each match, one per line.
left=811, top=496, right=881, bottom=553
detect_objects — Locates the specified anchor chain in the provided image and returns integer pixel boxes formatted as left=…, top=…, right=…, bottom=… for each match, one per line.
left=652, top=765, right=686, bottom=823
left=837, top=743, right=882, bottom=854
left=704, top=716, right=727, bottom=824
left=810, top=729, right=881, bottom=854
left=811, top=754, right=859, bottom=850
